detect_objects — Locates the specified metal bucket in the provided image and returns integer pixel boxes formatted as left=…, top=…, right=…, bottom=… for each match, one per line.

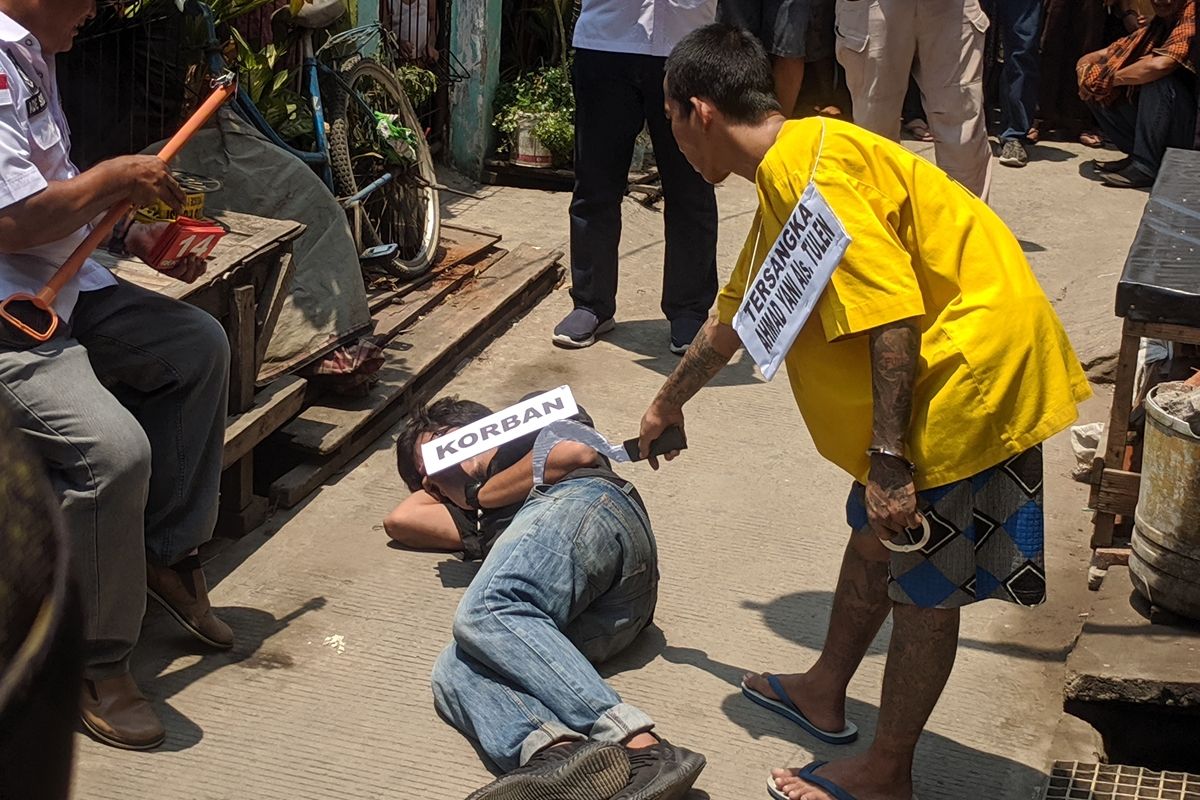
left=0, top=404, right=81, bottom=799
left=512, top=113, right=553, bottom=169
left=1130, top=382, right=1200, bottom=619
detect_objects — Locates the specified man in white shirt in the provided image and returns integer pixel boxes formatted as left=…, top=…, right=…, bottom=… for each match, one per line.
left=552, top=0, right=719, bottom=354
left=0, top=0, right=233, bottom=751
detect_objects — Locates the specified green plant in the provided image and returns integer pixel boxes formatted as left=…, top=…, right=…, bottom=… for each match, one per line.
left=229, top=27, right=313, bottom=145
left=500, top=0, right=575, bottom=81
left=395, top=65, right=438, bottom=107
left=494, top=61, right=574, bottom=164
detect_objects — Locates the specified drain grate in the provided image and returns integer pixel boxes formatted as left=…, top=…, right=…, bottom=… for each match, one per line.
left=1044, top=762, right=1200, bottom=800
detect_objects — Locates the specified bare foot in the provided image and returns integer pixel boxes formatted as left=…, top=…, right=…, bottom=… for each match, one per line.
left=1079, top=130, right=1105, bottom=148
left=742, top=671, right=847, bottom=733
left=770, top=753, right=912, bottom=800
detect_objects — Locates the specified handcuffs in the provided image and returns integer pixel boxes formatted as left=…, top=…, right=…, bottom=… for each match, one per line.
left=866, top=446, right=931, bottom=553
left=881, top=515, right=931, bottom=553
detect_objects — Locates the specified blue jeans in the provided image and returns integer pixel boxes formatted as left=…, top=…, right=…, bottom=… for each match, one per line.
left=985, top=0, right=1042, bottom=141
left=431, top=478, right=660, bottom=771
left=1089, top=72, right=1198, bottom=178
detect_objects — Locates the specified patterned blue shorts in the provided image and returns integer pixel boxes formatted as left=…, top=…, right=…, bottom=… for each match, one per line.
left=846, top=446, right=1047, bottom=609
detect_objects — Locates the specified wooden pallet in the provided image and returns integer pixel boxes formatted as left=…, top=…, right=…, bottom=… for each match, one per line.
left=269, top=243, right=563, bottom=507
left=366, top=223, right=501, bottom=313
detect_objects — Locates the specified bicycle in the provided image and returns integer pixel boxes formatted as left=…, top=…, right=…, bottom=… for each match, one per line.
left=185, top=0, right=440, bottom=279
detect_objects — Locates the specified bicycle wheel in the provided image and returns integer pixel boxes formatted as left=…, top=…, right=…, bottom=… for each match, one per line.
left=329, top=56, right=440, bottom=280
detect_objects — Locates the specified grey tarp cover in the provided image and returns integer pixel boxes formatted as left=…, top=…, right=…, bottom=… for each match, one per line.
left=148, top=108, right=371, bottom=382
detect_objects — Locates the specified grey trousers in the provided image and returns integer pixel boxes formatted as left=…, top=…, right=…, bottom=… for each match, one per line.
left=0, top=279, right=229, bottom=679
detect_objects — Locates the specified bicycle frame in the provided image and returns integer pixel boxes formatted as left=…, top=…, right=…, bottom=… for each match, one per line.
left=187, top=0, right=334, bottom=187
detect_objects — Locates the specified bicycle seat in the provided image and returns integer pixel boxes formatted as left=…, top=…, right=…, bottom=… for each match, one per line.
left=288, top=0, right=347, bottom=29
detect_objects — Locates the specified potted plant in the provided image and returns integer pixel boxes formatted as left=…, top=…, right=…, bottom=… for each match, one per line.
left=493, top=62, right=574, bottom=168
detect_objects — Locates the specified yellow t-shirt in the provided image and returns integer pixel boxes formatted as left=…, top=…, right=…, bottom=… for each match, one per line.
left=717, top=118, right=1091, bottom=489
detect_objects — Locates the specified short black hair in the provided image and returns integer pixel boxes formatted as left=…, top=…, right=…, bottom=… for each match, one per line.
left=666, top=24, right=781, bottom=124
left=395, top=396, right=493, bottom=491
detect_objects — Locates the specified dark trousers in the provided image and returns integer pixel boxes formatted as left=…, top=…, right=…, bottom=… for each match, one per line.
left=1089, top=72, right=1198, bottom=177
left=569, top=48, right=718, bottom=324
left=985, top=0, right=1042, bottom=141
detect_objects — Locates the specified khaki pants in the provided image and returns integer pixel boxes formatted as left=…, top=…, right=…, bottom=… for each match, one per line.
left=835, top=0, right=993, bottom=200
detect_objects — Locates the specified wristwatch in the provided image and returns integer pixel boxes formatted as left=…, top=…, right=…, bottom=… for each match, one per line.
left=463, top=479, right=484, bottom=510
left=866, top=446, right=916, bottom=473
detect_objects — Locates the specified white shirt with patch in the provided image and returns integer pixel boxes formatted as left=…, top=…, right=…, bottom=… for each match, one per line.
left=0, top=11, right=115, bottom=325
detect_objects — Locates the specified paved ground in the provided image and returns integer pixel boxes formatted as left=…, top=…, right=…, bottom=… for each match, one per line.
left=73, top=138, right=1143, bottom=800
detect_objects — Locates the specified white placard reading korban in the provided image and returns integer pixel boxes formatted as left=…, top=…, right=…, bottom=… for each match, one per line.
left=733, top=182, right=851, bottom=381
left=421, top=385, right=579, bottom=475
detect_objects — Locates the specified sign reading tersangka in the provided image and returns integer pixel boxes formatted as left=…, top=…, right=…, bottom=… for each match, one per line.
left=733, top=181, right=851, bottom=381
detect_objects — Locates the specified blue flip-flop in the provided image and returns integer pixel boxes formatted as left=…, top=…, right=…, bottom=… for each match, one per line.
left=766, top=761, right=855, bottom=800
left=741, top=674, right=858, bottom=745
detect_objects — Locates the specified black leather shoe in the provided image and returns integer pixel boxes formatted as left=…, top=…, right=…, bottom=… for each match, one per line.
left=1101, top=164, right=1154, bottom=189
left=1093, top=156, right=1132, bottom=174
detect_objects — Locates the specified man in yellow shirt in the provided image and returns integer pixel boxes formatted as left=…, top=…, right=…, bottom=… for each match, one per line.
left=637, top=25, right=1090, bottom=800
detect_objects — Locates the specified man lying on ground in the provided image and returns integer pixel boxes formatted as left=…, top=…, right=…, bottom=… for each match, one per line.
left=392, top=394, right=706, bottom=800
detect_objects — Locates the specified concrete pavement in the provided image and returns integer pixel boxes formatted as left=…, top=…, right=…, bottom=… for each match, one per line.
left=72, top=138, right=1138, bottom=800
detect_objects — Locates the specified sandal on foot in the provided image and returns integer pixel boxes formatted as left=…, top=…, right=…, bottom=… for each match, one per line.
left=766, top=765, right=922, bottom=800
left=741, top=675, right=858, bottom=745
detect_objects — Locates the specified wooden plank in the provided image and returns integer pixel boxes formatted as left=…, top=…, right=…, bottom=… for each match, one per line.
left=97, top=215, right=303, bottom=303
left=269, top=247, right=562, bottom=504
left=228, top=285, right=257, bottom=414
left=371, top=248, right=507, bottom=345
left=1126, top=319, right=1200, bottom=346
left=366, top=227, right=503, bottom=312
left=222, top=375, right=308, bottom=469
left=278, top=243, right=560, bottom=456
left=438, top=224, right=502, bottom=268
left=1093, top=468, right=1141, bottom=517
left=1090, top=322, right=1143, bottom=548
left=254, top=251, right=296, bottom=375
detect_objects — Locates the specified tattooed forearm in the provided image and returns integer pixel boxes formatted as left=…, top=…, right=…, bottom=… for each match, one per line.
left=869, top=319, right=920, bottom=452
left=655, top=319, right=739, bottom=408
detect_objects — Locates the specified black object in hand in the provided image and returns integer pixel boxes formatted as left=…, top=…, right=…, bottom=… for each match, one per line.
left=622, top=425, right=687, bottom=462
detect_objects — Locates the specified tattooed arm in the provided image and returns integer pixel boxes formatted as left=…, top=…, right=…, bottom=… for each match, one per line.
left=864, top=318, right=923, bottom=544
left=638, top=318, right=742, bottom=468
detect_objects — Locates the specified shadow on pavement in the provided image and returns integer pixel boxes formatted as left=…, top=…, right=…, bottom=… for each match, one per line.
left=128, top=597, right=326, bottom=752
left=742, top=590, right=1076, bottom=663
left=660, top=643, right=1047, bottom=796
left=605, top=318, right=763, bottom=387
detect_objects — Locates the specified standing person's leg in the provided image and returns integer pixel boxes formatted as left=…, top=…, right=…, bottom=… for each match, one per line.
left=914, top=0, right=993, bottom=198
left=639, top=56, right=719, bottom=353
left=70, top=281, right=232, bottom=650
left=558, top=49, right=645, bottom=349
left=995, top=0, right=1043, bottom=167
left=741, top=534, right=892, bottom=737
left=771, top=448, right=1047, bottom=800
left=769, top=606, right=960, bottom=800
left=0, top=324, right=159, bottom=748
left=834, top=0, right=916, bottom=140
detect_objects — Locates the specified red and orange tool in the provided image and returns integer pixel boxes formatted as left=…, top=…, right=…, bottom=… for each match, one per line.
left=0, top=77, right=237, bottom=342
